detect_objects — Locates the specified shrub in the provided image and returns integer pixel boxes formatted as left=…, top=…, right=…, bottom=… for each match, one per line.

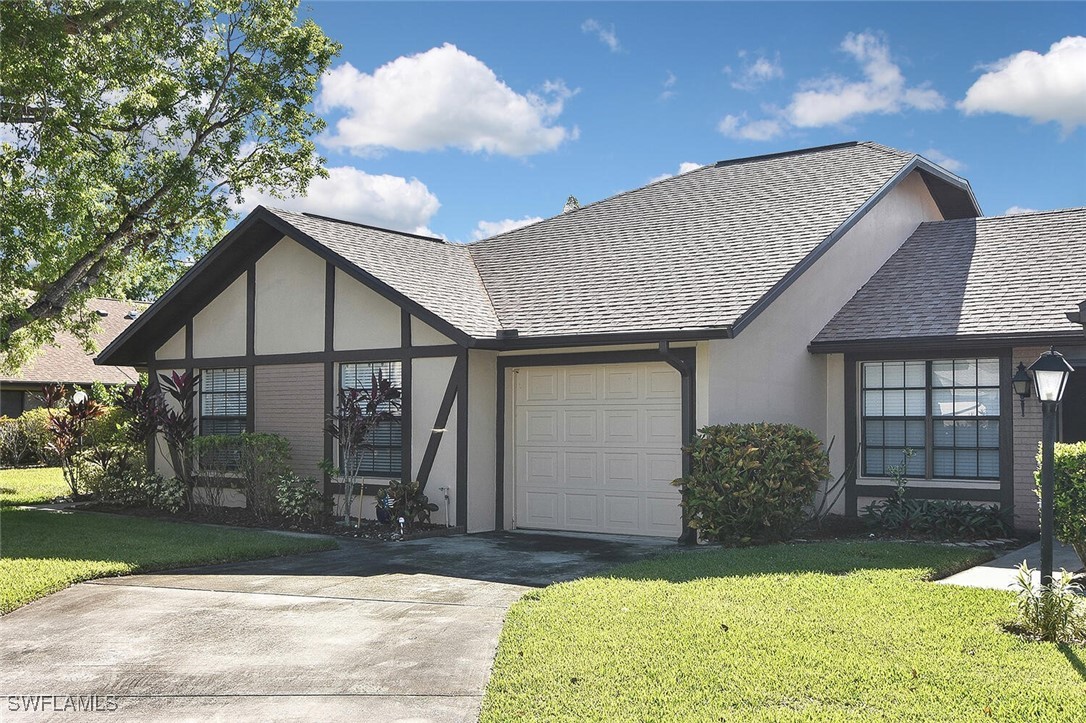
left=147, top=475, right=186, bottom=513
left=19, top=407, right=56, bottom=464
left=0, top=416, right=36, bottom=467
left=276, top=472, right=327, bottom=525
left=77, top=442, right=145, bottom=505
left=1012, top=562, right=1086, bottom=645
left=190, top=433, right=293, bottom=520
left=1041, top=441, right=1086, bottom=566
left=375, top=479, right=439, bottom=528
left=674, top=423, right=830, bottom=544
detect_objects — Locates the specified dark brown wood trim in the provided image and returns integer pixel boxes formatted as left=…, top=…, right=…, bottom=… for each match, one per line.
left=153, top=344, right=460, bottom=368
left=401, top=310, right=413, bottom=481
left=809, top=332, right=1082, bottom=356
left=184, top=319, right=193, bottom=363
left=324, top=262, right=335, bottom=354
left=322, top=360, right=334, bottom=495
left=416, top=356, right=462, bottom=491
left=456, top=348, right=469, bottom=528
left=854, top=484, right=1001, bottom=503
left=474, top=329, right=725, bottom=350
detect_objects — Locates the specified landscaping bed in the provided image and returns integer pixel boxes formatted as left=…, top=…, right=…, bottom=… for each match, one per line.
left=481, top=541, right=1086, bottom=722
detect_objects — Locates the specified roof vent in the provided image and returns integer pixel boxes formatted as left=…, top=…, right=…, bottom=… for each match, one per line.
left=496, top=328, right=519, bottom=339
left=124, top=310, right=140, bottom=320
left=95, top=309, right=108, bottom=317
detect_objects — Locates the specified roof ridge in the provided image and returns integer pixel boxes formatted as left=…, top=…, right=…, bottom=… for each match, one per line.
left=266, top=207, right=451, bottom=245
left=88, top=297, right=152, bottom=306
left=713, top=141, right=862, bottom=168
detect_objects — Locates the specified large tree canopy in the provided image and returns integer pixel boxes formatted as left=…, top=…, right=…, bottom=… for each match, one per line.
left=0, top=0, right=339, bottom=371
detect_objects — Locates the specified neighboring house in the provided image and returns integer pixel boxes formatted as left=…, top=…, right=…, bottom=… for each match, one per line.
left=97, top=141, right=1086, bottom=537
left=1, top=298, right=148, bottom=417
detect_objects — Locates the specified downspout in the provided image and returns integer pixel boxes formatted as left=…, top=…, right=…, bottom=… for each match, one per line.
left=659, top=341, right=698, bottom=546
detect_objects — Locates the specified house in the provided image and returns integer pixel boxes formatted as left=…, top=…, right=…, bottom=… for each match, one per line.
left=96, top=141, right=1086, bottom=537
left=1, top=298, right=148, bottom=417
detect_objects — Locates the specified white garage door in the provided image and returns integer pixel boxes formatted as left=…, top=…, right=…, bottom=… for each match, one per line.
left=513, top=362, right=683, bottom=537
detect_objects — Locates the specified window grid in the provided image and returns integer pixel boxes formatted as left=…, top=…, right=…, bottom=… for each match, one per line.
left=198, top=367, right=248, bottom=470
left=340, top=361, right=403, bottom=477
left=861, top=358, right=1000, bottom=482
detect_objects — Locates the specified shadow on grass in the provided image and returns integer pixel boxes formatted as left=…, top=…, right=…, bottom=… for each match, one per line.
left=1059, top=644, right=1086, bottom=682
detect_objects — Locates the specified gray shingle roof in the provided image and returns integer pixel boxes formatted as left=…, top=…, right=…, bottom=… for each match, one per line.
left=468, top=141, right=918, bottom=337
left=267, top=209, right=501, bottom=338
left=813, top=208, right=1086, bottom=346
left=4, top=298, right=148, bottom=386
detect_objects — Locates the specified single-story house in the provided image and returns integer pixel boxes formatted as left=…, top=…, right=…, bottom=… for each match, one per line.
left=97, top=141, right=1086, bottom=537
left=1, top=298, right=148, bottom=417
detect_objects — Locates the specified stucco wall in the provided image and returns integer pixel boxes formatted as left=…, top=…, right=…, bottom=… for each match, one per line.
left=411, top=355, right=459, bottom=525
left=411, top=316, right=453, bottom=346
left=193, top=274, right=246, bottom=358
left=254, top=363, right=325, bottom=478
left=467, top=350, right=498, bottom=532
left=156, top=328, right=186, bottom=361
left=334, top=269, right=401, bottom=350
left=254, top=237, right=324, bottom=355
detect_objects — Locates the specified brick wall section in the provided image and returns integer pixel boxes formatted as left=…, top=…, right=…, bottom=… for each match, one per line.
left=1011, top=345, right=1047, bottom=533
left=255, top=364, right=325, bottom=478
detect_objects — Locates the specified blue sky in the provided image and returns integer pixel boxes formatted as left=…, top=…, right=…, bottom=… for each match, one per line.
left=243, top=1, right=1086, bottom=242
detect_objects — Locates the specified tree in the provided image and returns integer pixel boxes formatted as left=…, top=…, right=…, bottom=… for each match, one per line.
left=0, top=0, right=340, bottom=371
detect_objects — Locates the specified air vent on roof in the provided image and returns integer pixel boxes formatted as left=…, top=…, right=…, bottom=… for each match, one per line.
left=496, top=328, right=519, bottom=339
left=124, top=310, right=140, bottom=320
left=95, top=309, right=108, bottom=317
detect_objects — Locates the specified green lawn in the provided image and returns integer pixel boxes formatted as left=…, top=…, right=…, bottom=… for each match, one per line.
left=0, top=508, right=336, bottom=614
left=482, top=541, right=1086, bottom=722
left=0, top=466, right=67, bottom=507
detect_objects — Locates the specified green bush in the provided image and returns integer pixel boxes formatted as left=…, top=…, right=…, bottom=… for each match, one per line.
left=1013, top=562, right=1086, bottom=645
left=148, top=475, right=186, bottom=513
left=191, top=433, right=293, bottom=520
left=0, top=416, right=36, bottom=466
left=866, top=494, right=1011, bottom=540
left=674, top=423, right=830, bottom=544
left=275, top=472, right=327, bottom=525
left=77, top=442, right=146, bottom=505
left=375, top=479, right=439, bottom=528
left=1042, top=441, right=1086, bottom=565
left=18, top=407, right=56, bottom=463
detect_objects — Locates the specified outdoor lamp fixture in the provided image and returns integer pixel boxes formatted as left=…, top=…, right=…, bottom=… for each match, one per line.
left=71, top=390, right=88, bottom=405
left=1011, top=362, right=1032, bottom=416
left=1027, top=347, right=1075, bottom=586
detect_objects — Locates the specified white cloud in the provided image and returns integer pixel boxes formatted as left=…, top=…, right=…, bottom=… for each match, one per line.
left=728, top=51, right=783, bottom=91
left=1004, top=206, right=1041, bottom=216
left=317, top=44, right=577, bottom=157
left=235, top=166, right=440, bottom=236
left=648, top=161, right=704, bottom=184
left=660, top=71, right=678, bottom=101
left=786, top=32, right=944, bottom=127
left=472, top=216, right=544, bottom=241
left=718, top=114, right=786, bottom=141
left=958, top=36, right=1086, bottom=133
left=920, top=148, right=965, bottom=174
left=581, top=19, right=621, bottom=53
left=718, top=32, right=943, bottom=141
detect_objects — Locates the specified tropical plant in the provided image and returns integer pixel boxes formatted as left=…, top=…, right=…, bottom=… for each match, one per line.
left=375, top=479, right=439, bottom=528
left=115, top=380, right=165, bottom=450
left=323, top=370, right=402, bottom=526
left=276, top=471, right=326, bottom=526
left=40, top=383, right=106, bottom=496
left=159, top=371, right=199, bottom=509
left=1012, top=562, right=1086, bottom=645
left=674, top=422, right=830, bottom=544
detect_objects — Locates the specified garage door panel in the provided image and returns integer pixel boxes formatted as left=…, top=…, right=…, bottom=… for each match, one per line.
left=514, top=362, right=683, bottom=538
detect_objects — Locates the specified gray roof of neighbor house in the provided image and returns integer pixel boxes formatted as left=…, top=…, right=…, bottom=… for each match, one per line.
left=3, top=298, right=148, bottom=386
left=811, top=208, right=1086, bottom=350
left=97, top=141, right=980, bottom=365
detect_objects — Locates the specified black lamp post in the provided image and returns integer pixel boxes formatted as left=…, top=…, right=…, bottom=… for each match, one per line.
left=1027, top=347, right=1074, bottom=586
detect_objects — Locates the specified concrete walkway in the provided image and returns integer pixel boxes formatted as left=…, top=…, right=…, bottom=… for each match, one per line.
left=938, top=539, right=1084, bottom=591
left=0, top=531, right=674, bottom=722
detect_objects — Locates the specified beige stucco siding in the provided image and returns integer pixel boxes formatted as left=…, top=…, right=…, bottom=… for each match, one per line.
left=254, top=363, right=325, bottom=478
left=156, top=328, right=186, bottom=361
left=467, top=350, right=498, bottom=532
left=709, top=171, right=943, bottom=456
left=411, top=355, right=459, bottom=525
left=411, top=316, right=454, bottom=346
left=193, top=274, right=246, bottom=358
left=334, top=269, right=401, bottom=350
left=255, top=237, right=324, bottom=355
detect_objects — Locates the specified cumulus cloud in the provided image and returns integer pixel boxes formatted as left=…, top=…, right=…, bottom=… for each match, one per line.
left=581, top=19, right=621, bottom=52
left=727, top=51, right=784, bottom=91
left=718, top=32, right=944, bottom=141
left=234, top=166, right=440, bottom=235
left=317, top=44, right=577, bottom=157
left=660, top=71, right=678, bottom=101
left=920, top=148, right=965, bottom=174
left=648, top=161, right=704, bottom=184
left=958, top=36, right=1086, bottom=133
left=1004, top=206, right=1041, bottom=216
left=471, top=216, right=544, bottom=241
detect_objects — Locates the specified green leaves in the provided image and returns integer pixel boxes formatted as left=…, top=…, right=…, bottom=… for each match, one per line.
left=1043, top=441, right=1086, bottom=565
left=674, top=423, right=830, bottom=544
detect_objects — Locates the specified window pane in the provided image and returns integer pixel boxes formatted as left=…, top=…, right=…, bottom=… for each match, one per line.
left=906, top=420, right=926, bottom=447
left=904, top=362, right=926, bottom=388
left=202, top=418, right=246, bottom=436
left=883, top=420, right=905, bottom=447
left=978, top=420, right=1000, bottom=448
left=905, top=451, right=926, bottom=477
left=954, top=359, right=977, bottom=387
left=863, top=362, right=883, bottom=389
left=977, top=388, right=1000, bottom=416
left=978, top=450, right=1000, bottom=478
left=932, top=389, right=955, bottom=417
left=955, top=451, right=978, bottom=478
left=865, top=420, right=884, bottom=446
left=932, top=361, right=955, bottom=388
left=954, top=388, right=978, bottom=416
left=933, top=420, right=955, bottom=447
left=955, top=420, right=978, bottom=448
left=977, top=359, right=1000, bottom=387
left=883, top=362, right=904, bottom=388
left=883, top=389, right=905, bottom=416
left=864, top=448, right=884, bottom=476
left=933, top=450, right=954, bottom=477
left=905, top=389, right=925, bottom=416
left=864, top=390, right=884, bottom=416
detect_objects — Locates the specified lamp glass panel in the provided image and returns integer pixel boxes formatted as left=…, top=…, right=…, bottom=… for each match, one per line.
left=1034, top=370, right=1068, bottom=402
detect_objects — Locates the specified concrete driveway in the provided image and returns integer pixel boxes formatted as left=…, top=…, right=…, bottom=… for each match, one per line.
left=0, top=530, right=674, bottom=722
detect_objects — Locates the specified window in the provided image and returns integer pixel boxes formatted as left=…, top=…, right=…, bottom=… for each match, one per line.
left=340, top=361, right=402, bottom=476
left=200, top=368, right=248, bottom=436
left=861, top=359, right=1001, bottom=481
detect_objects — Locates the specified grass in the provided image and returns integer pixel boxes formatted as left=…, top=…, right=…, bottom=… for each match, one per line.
left=481, top=541, right=1086, bottom=722
left=0, top=508, right=336, bottom=614
left=0, top=466, right=67, bottom=507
